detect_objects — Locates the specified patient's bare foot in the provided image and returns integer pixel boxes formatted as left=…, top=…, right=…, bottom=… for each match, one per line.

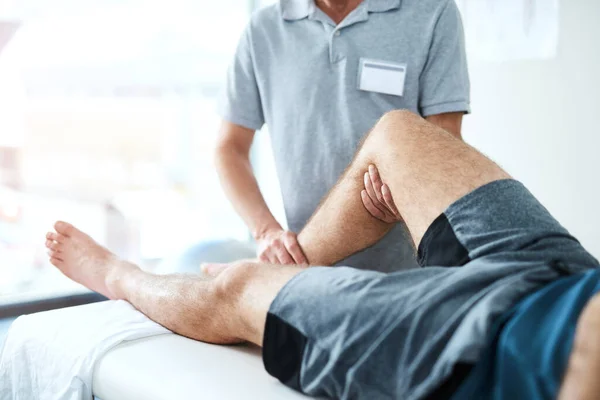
left=45, top=221, right=138, bottom=300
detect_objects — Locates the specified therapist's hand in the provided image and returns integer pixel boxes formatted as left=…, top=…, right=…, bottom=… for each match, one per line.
left=361, top=164, right=402, bottom=223
left=256, top=228, right=308, bottom=265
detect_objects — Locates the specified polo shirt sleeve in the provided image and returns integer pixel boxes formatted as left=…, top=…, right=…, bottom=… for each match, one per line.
left=217, top=23, right=265, bottom=131
left=419, top=0, right=471, bottom=117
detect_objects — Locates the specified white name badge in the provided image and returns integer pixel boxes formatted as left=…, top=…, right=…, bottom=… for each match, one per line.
left=358, top=58, right=407, bottom=97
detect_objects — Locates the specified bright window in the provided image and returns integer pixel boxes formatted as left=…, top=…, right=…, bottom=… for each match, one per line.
left=0, top=0, right=252, bottom=303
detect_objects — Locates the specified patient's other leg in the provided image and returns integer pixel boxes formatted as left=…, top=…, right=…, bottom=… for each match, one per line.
left=298, top=110, right=510, bottom=266
left=47, top=221, right=301, bottom=346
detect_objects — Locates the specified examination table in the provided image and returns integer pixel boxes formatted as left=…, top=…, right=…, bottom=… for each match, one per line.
left=4, top=241, right=312, bottom=399
left=93, top=241, right=310, bottom=398
left=93, top=332, right=310, bottom=400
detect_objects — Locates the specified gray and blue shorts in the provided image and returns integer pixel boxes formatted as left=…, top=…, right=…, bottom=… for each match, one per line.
left=262, top=179, right=599, bottom=400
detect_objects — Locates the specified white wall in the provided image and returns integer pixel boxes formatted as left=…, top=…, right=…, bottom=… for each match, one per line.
left=252, top=128, right=289, bottom=229
left=256, top=0, right=600, bottom=258
left=463, top=0, right=600, bottom=258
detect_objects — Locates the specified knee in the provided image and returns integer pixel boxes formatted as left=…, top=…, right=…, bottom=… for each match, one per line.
left=213, top=261, right=258, bottom=304
left=157, top=262, right=252, bottom=344
left=365, top=109, right=425, bottom=149
left=188, top=261, right=257, bottom=343
left=380, top=109, right=422, bottom=126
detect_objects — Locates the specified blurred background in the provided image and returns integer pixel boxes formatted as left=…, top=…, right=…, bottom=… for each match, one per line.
left=0, top=0, right=281, bottom=309
left=0, top=0, right=598, bottom=314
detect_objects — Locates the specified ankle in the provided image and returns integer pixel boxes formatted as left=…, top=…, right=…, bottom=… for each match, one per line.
left=106, top=260, right=141, bottom=300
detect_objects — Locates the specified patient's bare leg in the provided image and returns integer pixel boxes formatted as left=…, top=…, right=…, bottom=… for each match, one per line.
left=298, top=110, right=510, bottom=265
left=45, top=111, right=509, bottom=347
left=46, top=221, right=302, bottom=345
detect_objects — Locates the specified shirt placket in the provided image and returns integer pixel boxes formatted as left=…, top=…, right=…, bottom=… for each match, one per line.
left=309, top=2, right=370, bottom=64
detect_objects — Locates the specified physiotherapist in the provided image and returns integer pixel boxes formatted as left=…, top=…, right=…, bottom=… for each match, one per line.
left=214, top=0, right=470, bottom=271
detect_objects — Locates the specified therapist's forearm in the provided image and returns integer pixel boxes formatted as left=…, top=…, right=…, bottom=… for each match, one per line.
left=426, top=112, right=464, bottom=139
left=214, top=144, right=281, bottom=240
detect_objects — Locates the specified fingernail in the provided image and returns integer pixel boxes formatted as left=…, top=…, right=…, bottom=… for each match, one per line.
left=369, top=164, right=375, bottom=173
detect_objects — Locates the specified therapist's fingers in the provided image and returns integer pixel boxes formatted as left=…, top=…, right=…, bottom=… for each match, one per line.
left=365, top=167, right=400, bottom=221
left=368, top=165, right=385, bottom=202
left=258, top=252, right=276, bottom=264
left=274, top=245, right=294, bottom=265
left=382, top=184, right=401, bottom=220
left=258, top=233, right=283, bottom=264
left=282, top=231, right=308, bottom=265
left=362, top=190, right=392, bottom=223
left=259, top=239, right=293, bottom=265
left=364, top=172, right=390, bottom=216
left=364, top=172, right=397, bottom=221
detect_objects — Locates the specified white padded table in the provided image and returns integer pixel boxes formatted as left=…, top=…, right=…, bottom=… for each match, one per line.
left=93, top=334, right=312, bottom=400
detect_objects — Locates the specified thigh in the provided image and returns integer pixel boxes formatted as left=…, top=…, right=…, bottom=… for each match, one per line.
left=560, top=288, right=600, bottom=400
left=262, top=265, right=469, bottom=399
left=260, top=252, right=594, bottom=400
left=453, top=269, right=600, bottom=400
left=417, top=179, right=598, bottom=272
left=364, top=111, right=511, bottom=246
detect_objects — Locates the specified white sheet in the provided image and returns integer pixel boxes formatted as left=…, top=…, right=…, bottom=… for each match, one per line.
left=93, top=334, right=312, bottom=400
left=0, top=300, right=170, bottom=400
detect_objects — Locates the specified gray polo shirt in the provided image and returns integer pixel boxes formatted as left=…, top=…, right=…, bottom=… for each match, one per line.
left=219, top=0, right=470, bottom=272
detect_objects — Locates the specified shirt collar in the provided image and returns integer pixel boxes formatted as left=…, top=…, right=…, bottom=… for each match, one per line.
left=281, top=0, right=401, bottom=21
left=367, top=0, right=401, bottom=13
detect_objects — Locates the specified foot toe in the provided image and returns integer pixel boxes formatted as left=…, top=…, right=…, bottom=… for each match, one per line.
left=45, top=239, right=62, bottom=251
left=49, top=257, right=63, bottom=267
left=47, top=248, right=63, bottom=261
left=46, top=232, right=65, bottom=243
left=54, top=221, right=75, bottom=236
